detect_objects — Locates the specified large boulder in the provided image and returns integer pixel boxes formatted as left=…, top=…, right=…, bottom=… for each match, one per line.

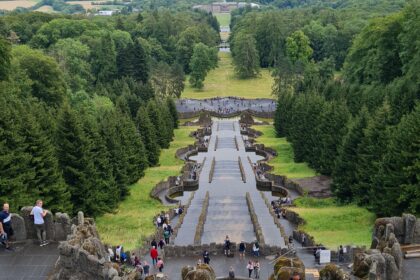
left=319, top=264, right=347, bottom=280
left=270, top=257, right=305, bottom=280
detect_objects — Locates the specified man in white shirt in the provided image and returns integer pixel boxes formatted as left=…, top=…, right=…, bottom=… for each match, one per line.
left=30, top=200, right=48, bottom=246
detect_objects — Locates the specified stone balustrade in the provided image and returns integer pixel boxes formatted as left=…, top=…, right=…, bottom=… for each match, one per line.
left=245, top=192, right=265, bottom=245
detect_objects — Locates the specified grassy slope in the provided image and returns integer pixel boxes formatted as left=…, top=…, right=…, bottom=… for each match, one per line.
left=214, top=13, right=231, bottom=26
left=293, top=197, right=375, bottom=248
left=253, top=125, right=316, bottom=178
left=182, top=52, right=274, bottom=99
left=96, top=125, right=197, bottom=250
left=252, top=125, right=373, bottom=248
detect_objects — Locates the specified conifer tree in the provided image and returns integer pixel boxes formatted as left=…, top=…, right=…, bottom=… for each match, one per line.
left=21, top=106, right=71, bottom=213
left=377, top=104, right=420, bottom=215
left=353, top=101, right=392, bottom=207
left=166, top=97, right=178, bottom=129
left=56, top=105, right=98, bottom=216
left=332, top=107, right=370, bottom=202
left=147, top=100, right=169, bottom=148
left=136, top=106, right=160, bottom=166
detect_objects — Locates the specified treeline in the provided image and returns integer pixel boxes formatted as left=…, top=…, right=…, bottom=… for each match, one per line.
left=272, top=2, right=419, bottom=216
left=0, top=10, right=219, bottom=216
left=229, top=0, right=406, bottom=77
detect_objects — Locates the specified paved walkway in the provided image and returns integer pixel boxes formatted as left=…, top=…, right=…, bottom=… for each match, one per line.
left=174, top=119, right=285, bottom=247
left=0, top=242, right=58, bottom=280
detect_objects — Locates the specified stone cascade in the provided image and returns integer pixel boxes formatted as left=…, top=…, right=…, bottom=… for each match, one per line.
left=171, top=119, right=288, bottom=253
left=202, top=195, right=255, bottom=244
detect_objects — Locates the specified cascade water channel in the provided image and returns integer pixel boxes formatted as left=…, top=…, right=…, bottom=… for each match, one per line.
left=173, top=118, right=286, bottom=248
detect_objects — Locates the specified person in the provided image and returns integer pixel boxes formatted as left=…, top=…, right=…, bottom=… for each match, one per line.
left=247, top=260, right=254, bottom=278
left=107, top=247, right=114, bottom=262
left=291, top=272, right=301, bottom=280
left=158, top=239, right=165, bottom=249
left=254, top=260, right=260, bottom=279
left=130, top=252, right=136, bottom=265
left=143, top=261, right=150, bottom=276
left=115, top=245, right=122, bottom=262
left=150, top=246, right=158, bottom=265
left=156, top=257, right=164, bottom=272
left=228, top=266, right=235, bottom=279
left=239, top=241, right=245, bottom=259
left=203, top=250, right=210, bottom=264
left=134, top=255, right=140, bottom=267
left=120, top=251, right=127, bottom=263
left=224, top=235, right=231, bottom=256
left=151, top=239, right=157, bottom=249
left=197, top=258, right=202, bottom=265
left=301, top=233, right=306, bottom=247
left=0, top=203, right=13, bottom=250
left=338, top=245, right=344, bottom=262
left=30, top=200, right=48, bottom=246
left=315, top=247, right=321, bottom=265
left=163, top=229, right=171, bottom=244
left=289, top=235, right=293, bottom=244
left=252, top=242, right=259, bottom=257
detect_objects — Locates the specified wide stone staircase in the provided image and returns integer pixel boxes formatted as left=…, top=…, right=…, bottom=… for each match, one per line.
left=201, top=196, right=256, bottom=244
left=173, top=197, right=206, bottom=246
left=212, top=160, right=242, bottom=182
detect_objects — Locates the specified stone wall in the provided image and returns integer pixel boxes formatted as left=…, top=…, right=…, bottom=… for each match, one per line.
left=9, top=207, right=73, bottom=243
left=164, top=242, right=287, bottom=258
left=260, top=192, right=288, bottom=246
left=194, top=192, right=210, bottom=245
left=178, top=109, right=274, bottom=120
left=245, top=192, right=265, bottom=245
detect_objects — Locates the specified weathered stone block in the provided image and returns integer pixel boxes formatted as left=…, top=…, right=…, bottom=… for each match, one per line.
left=11, top=213, right=26, bottom=240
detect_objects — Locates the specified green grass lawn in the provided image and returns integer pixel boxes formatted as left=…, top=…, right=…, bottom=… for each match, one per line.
left=214, top=13, right=231, bottom=26
left=292, top=197, right=375, bottom=248
left=253, top=125, right=316, bottom=178
left=181, top=52, right=274, bottom=99
left=96, top=126, right=197, bottom=250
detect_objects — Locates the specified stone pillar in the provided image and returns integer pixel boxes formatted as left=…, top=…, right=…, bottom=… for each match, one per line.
left=78, top=211, right=85, bottom=226
left=10, top=213, right=26, bottom=241
left=54, top=212, right=72, bottom=241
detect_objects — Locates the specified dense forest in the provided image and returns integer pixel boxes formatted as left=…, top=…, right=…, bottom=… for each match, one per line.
left=0, top=10, right=220, bottom=216
left=230, top=1, right=419, bottom=216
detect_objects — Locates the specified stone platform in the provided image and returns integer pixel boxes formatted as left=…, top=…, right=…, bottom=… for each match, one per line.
left=0, top=242, right=58, bottom=280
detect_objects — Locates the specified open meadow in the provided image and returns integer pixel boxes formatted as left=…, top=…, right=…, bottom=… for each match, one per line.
left=182, top=52, right=274, bottom=99
left=293, top=197, right=375, bottom=248
left=0, top=0, right=38, bottom=10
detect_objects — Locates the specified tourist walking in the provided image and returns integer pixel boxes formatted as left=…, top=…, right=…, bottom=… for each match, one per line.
left=164, top=229, right=171, bottom=244
left=246, top=260, right=254, bottom=278
left=30, top=200, right=48, bottom=246
left=150, top=246, right=158, bottom=265
left=254, top=260, right=260, bottom=278
left=301, top=233, right=306, bottom=247
left=0, top=203, right=13, bottom=250
left=224, top=235, right=231, bottom=256
left=239, top=241, right=245, bottom=259
left=156, top=257, right=164, bottom=272
left=203, top=250, right=210, bottom=264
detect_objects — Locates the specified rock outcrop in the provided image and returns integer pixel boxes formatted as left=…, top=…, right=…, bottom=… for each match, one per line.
left=352, top=214, right=420, bottom=280
left=269, top=257, right=305, bottom=280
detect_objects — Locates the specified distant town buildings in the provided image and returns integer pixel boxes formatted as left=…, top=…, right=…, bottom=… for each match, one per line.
left=193, top=2, right=260, bottom=13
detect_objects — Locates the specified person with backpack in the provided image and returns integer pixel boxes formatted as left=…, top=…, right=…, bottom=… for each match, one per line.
left=143, top=261, right=150, bottom=276
left=246, top=260, right=254, bottom=278
left=163, top=229, right=171, bottom=244
left=156, top=257, right=164, bottom=272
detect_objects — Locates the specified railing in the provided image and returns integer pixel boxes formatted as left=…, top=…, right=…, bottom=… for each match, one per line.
left=209, top=157, right=216, bottom=183
left=194, top=192, right=210, bottom=245
left=238, top=156, right=246, bottom=183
